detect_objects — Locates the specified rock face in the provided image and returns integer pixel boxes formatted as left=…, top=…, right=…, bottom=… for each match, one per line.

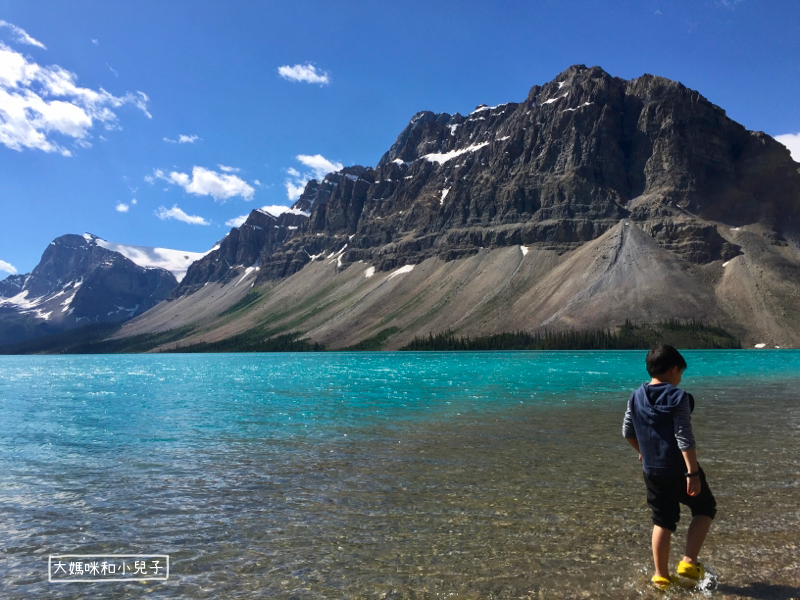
left=0, top=234, right=179, bottom=346
left=173, top=207, right=311, bottom=297
left=172, top=65, right=798, bottom=292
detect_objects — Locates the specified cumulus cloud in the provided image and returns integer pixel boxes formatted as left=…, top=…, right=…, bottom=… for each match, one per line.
left=0, top=259, right=17, bottom=274
left=218, top=164, right=240, bottom=173
left=0, top=20, right=46, bottom=49
left=0, top=35, right=151, bottom=156
left=285, top=180, right=306, bottom=201
left=156, top=204, right=209, bottom=225
left=775, top=133, right=800, bottom=162
left=115, top=202, right=129, bottom=212
left=225, top=215, right=248, bottom=228
left=151, top=165, right=255, bottom=202
left=284, top=153, right=343, bottom=201
left=253, top=179, right=262, bottom=186
left=163, top=134, right=200, bottom=144
left=297, top=154, right=343, bottom=179
left=278, top=63, right=330, bottom=85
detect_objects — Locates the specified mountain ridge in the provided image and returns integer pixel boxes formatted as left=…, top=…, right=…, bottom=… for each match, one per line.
left=6, top=64, right=800, bottom=350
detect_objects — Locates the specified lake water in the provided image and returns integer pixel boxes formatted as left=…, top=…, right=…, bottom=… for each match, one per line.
left=1, top=351, right=798, bottom=599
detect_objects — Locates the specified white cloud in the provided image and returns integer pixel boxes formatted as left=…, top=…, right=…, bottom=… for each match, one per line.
left=218, top=164, right=240, bottom=173
left=278, top=63, right=330, bottom=85
left=297, top=154, right=343, bottom=179
left=0, top=20, right=46, bottom=49
left=225, top=215, right=248, bottom=228
left=131, top=198, right=137, bottom=204
left=253, top=179, right=262, bottom=186
left=285, top=180, right=306, bottom=201
left=284, top=154, right=342, bottom=201
left=107, top=64, right=118, bottom=78
left=115, top=202, right=129, bottom=212
left=0, top=39, right=151, bottom=155
left=0, top=259, right=17, bottom=274
left=775, top=133, right=800, bottom=162
left=156, top=204, right=209, bottom=225
left=91, top=39, right=99, bottom=46
left=163, top=134, right=200, bottom=144
left=152, top=165, right=255, bottom=202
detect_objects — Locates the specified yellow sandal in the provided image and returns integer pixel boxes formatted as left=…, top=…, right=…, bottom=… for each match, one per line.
left=677, top=560, right=705, bottom=582
left=651, top=574, right=673, bottom=591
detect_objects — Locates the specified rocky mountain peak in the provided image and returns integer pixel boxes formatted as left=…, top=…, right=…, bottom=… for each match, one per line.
left=164, top=65, right=800, bottom=305
left=0, top=233, right=192, bottom=346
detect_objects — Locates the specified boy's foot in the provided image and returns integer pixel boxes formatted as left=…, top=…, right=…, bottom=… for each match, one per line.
left=651, top=575, right=673, bottom=591
left=677, top=560, right=705, bottom=582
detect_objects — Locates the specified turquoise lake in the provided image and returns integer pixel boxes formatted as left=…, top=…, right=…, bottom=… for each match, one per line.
left=1, top=351, right=799, bottom=598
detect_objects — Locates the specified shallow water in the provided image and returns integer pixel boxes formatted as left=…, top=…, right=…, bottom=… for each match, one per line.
left=1, top=351, right=798, bottom=599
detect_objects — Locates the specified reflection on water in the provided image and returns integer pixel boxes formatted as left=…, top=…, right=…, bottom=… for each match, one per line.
left=0, top=352, right=798, bottom=599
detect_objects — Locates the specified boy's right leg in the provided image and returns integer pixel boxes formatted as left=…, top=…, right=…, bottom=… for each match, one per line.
left=680, top=467, right=716, bottom=573
left=683, top=515, right=712, bottom=564
left=652, top=525, right=672, bottom=579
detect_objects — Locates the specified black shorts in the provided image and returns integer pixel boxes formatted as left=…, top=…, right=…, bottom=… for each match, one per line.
left=643, top=466, right=717, bottom=532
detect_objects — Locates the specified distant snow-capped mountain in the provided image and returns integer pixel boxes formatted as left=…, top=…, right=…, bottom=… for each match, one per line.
left=0, top=233, right=215, bottom=346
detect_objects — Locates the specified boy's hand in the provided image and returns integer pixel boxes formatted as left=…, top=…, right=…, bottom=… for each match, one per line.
left=638, top=454, right=642, bottom=462
left=687, top=475, right=701, bottom=496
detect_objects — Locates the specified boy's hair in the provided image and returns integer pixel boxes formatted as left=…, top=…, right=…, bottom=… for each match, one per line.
left=645, top=344, right=687, bottom=377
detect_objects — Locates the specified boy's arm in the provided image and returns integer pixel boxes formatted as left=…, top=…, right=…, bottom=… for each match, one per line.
left=675, top=392, right=701, bottom=496
left=622, top=396, right=641, bottom=460
left=682, top=448, right=701, bottom=496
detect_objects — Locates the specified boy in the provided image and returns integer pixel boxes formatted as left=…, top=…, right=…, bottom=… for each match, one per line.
left=622, top=344, right=717, bottom=590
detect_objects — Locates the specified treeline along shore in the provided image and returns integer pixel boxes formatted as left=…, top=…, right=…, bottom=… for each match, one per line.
left=400, top=320, right=741, bottom=351
left=0, top=319, right=740, bottom=354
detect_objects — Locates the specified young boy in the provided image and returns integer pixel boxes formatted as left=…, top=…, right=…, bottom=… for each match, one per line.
left=622, top=344, right=717, bottom=590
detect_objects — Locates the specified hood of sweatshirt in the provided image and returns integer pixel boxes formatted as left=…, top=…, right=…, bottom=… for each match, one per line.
left=634, top=383, right=694, bottom=416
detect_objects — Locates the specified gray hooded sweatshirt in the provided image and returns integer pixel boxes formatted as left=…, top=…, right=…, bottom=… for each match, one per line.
left=622, top=382, right=695, bottom=476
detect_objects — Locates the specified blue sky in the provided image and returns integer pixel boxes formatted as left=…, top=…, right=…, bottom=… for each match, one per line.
left=1, top=0, right=799, bottom=276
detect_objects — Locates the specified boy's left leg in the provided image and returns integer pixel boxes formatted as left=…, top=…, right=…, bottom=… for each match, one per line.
left=652, top=525, right=672, bottom=579
left=643, top=472, right=681, bottom=582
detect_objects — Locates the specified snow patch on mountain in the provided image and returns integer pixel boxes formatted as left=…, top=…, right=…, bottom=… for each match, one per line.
left=257, top=206, right=311, bottom=218
left=87, top=234, right=213, bottom=282
left=423, top=142, right=490, bottom=165
left=386, top=264, right=415, bottom=281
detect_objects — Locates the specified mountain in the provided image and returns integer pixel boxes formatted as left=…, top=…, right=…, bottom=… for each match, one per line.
left=0, top=234, right=211, bottom=346
left=34, top=66, right=800, bottom=350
